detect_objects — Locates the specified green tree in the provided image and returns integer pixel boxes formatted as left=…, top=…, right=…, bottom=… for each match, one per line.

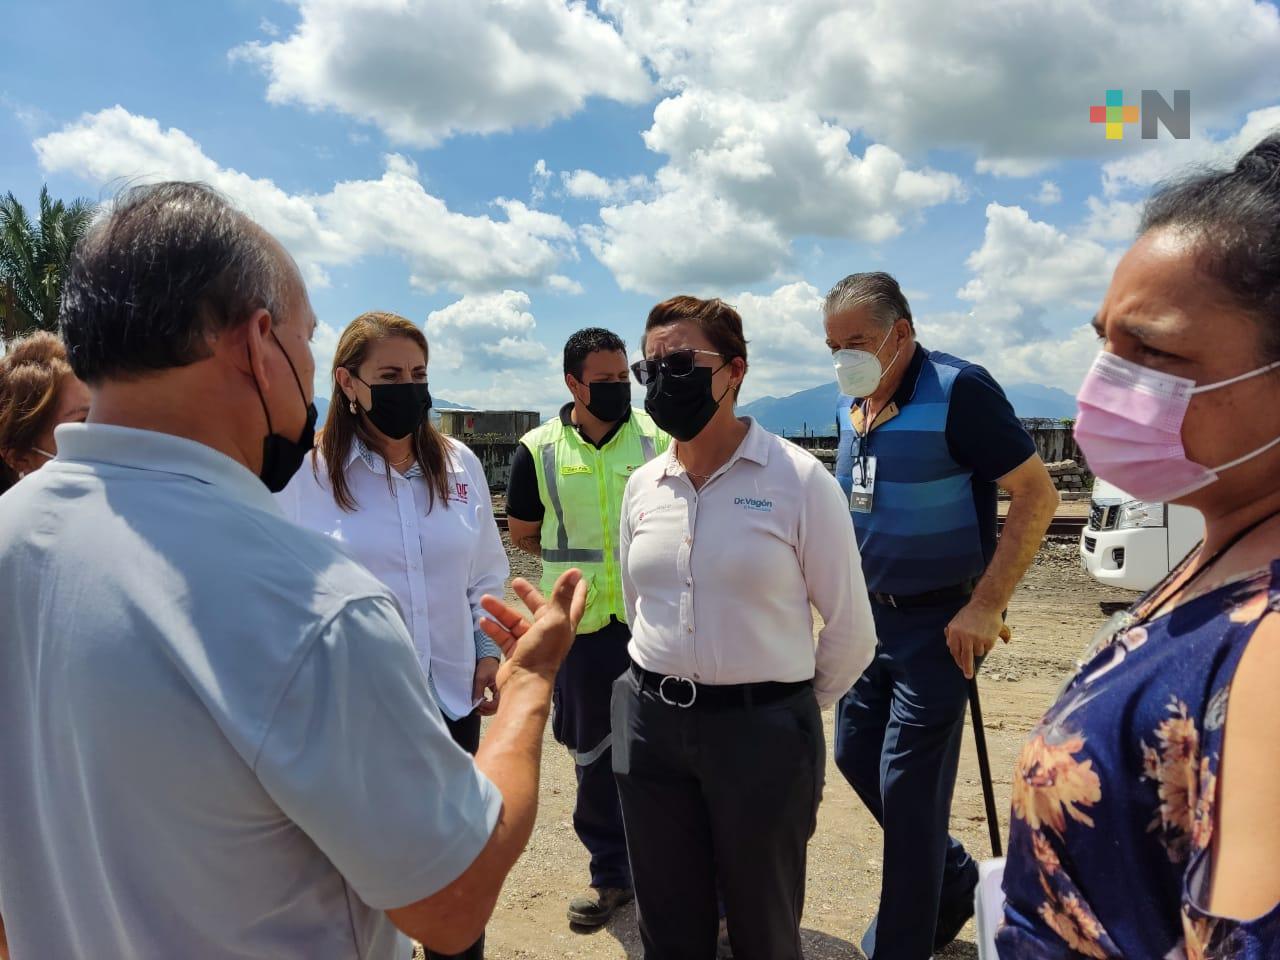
left=0, top=186, right=96, bottom=341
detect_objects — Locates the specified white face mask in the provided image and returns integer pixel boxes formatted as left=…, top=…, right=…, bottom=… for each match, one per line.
left=834, top=327, right=900, bottom=398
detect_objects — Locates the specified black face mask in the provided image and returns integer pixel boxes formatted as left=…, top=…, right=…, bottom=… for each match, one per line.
left=254, top=333, right=317, bottom=493
left=356, top=379, right=432, bottom=440
left=583, top=380, right=631, bottom=423
left=643, top=364, right=729, bottom=443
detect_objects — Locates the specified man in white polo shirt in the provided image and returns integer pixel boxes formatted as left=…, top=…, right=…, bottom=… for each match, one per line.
left=0, top=182, right=585, bottom=959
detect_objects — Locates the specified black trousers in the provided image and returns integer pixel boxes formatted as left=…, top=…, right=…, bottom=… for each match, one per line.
left=611, top=668, right=825, bottom=960
left=422, top=710, right=484, bottom=960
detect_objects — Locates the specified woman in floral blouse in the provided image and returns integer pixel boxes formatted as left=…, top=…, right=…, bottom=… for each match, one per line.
left=999, top=135, right=1280, bottom=958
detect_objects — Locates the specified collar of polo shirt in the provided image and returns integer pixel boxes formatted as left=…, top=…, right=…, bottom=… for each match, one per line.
left=660, top=416, right=771, bottom=480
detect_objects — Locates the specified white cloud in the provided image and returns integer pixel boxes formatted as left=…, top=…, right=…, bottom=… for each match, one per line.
left=957, top=203, right=1120, bottom=342
left=34, top=107, right=576, bottom=293
left=917, top=313, right=1099, bottom=395
left=561, top=168, right=651, bottom=202
left=643, top=91, right=962, bottom=239
left=602, top=0, right=1280, bottom=173
left=310, top=321, right=343, bottom=397
left=1101, top=104, right=1280, bottom=197
left=583, top=182, right=790, bottom=295
left=1034, top=181, right=1062, bottom=205
left=425, top=290, right=567, bottom=413
left=547, top=274, right=585, bottom=295
left=426, top=290, right=552, bottom=374
left=728, top=281, right=831, bottom=403
left=1082, top=196, right=1143, bottom=244
left=258, top=17, right=280, bottom=37
left=234, top=0, right=652, bottom=147
left=582, top=91, right=962, bottom=294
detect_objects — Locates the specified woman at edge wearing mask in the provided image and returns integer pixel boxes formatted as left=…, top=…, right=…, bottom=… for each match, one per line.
left=612, top=295, right=876, bottom=960
left=277, top=311, right=508, bottom=960
left=998, top=136, right=1280, bottom=958
left=0, top=330, right=92, bottom=493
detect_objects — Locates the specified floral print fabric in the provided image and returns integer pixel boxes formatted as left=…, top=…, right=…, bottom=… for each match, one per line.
left=998, top=563, right=1280, bottom=959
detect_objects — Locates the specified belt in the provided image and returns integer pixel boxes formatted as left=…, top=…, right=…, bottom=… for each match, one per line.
left=629, top=661, right=810, bottom=710
left=870, top=579, right=977, bottom=610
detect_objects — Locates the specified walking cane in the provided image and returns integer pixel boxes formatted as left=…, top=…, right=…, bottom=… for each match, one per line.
left=967, top=676, right=1003, bottom=857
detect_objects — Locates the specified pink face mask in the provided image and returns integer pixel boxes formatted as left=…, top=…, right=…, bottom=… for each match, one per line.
left=1075, top=351, right=1280, bottom=503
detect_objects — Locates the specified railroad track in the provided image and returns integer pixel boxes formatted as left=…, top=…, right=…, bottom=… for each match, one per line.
left=495, top=512, right=1089, bottom=538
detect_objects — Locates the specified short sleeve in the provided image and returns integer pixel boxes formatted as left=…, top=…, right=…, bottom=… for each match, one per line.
left=505, top=444, right=545, bottom=523
left=253, top=596, right=502, bottom=910
left=945, top=365, right=1037, bottom=483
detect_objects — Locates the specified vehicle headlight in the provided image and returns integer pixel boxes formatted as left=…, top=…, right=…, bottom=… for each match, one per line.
left=1116, top=499, right=1166, bottom=529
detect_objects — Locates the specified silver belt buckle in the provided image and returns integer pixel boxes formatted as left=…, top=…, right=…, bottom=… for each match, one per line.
left=658, top=675, right=697, bottom=708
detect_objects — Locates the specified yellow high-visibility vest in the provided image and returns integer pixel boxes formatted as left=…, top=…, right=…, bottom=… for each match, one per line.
left=522, top=409, right=668, bottom=635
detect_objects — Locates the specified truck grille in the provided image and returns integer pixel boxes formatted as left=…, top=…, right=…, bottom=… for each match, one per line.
left=1089, top=502, right=1118, bottom=531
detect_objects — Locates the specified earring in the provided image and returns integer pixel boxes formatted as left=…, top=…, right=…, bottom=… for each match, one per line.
left=349, top=399, right=357, bottom=414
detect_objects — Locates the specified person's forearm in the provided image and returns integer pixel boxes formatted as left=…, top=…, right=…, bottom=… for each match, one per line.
left=971, top=486, right=1057, bottom=611
left=469, top=669, right=552, bottom=871
left=387, top=669, right=553, bottom=952
left=506, top=519, right=543, bottom=557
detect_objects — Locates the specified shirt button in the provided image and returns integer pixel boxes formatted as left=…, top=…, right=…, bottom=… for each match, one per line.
left=684, top=536, right=692, bottom=545
left=687, top=626, right=693, bottom=634
left=685, top=577, right=692, bottom=586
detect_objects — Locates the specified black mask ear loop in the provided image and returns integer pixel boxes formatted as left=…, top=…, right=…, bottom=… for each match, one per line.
left=712, top=360, right=735, bottom=406
left=248, top=343, right=275, bottom=439
left=249, top=330, right=310, bottom=437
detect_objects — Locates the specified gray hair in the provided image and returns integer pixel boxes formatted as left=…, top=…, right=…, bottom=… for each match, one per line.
left=823, top=272, right=914, bottom=331
left=61, top=181, right=293, bottom=383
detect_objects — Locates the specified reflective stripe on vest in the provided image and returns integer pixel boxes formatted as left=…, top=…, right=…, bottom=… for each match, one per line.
left=521, top=409, right=668, bottom=634
left=539, top=441, right=606, bottom=564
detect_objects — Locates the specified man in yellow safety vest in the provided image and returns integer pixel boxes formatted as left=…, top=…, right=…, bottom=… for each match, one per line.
left=507, top=328, right=668, bottom=928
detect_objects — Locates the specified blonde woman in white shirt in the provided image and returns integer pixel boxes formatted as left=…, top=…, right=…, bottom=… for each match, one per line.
left=278, top=311, right=508, bottom=960
left=615, top=296, right=877, bottom=960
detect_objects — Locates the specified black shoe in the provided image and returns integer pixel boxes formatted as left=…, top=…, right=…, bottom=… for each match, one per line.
left=567, top=887, right=634, bottom=928
left=933, top=863, right=980, bottom=951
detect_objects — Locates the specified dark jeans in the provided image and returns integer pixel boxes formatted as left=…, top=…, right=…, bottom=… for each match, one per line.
left=552, top=617, right=633, bottom=890
left=423, top=709, right=485, bottom=960
left=612, top=668, right=824, bottom=960
left=833, top=600, right=977, bottom=960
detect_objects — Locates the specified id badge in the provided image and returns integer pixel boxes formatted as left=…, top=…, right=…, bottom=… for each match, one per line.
left=850, top=455, right=877, bottom=513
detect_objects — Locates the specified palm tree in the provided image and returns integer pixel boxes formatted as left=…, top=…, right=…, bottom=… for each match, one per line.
left=0, top=187, right=96, bottom=342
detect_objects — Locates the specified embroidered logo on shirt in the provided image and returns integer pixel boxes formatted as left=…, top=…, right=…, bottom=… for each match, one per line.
left=449, top=481, right=470, bottom=503
left=734, top=496, right=774, bottom=512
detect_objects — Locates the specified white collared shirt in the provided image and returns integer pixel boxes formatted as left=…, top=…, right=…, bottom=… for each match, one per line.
left=278, top=436, right=509, bottom=719
left=620, top=417, right=876, bottom=707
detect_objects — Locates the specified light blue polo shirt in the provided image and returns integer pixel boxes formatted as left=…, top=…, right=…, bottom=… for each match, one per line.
left=0, top=424, right=503, bottom=958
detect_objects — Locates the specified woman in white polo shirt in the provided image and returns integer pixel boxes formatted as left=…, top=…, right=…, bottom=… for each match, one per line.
left=615, top=296, right=876, bottom=960
left=278, top=311, right=507, bottom=960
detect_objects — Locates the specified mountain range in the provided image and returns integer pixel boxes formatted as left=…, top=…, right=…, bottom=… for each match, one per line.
left=739, top=380, right=1077, bottom=436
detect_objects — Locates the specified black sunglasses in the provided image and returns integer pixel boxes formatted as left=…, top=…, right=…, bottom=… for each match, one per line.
left=631, top=349, right=724, bottom=385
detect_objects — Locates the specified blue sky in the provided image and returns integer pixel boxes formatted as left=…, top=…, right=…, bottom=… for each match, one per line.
left=4, top=0, right=1280, bottom=415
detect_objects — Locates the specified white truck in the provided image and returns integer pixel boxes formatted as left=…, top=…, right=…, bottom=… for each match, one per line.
left=1079, top=478, right=1204, bottom=592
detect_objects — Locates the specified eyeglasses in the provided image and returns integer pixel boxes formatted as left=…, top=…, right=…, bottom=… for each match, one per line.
left=630, top=349, right=723, bottom=385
